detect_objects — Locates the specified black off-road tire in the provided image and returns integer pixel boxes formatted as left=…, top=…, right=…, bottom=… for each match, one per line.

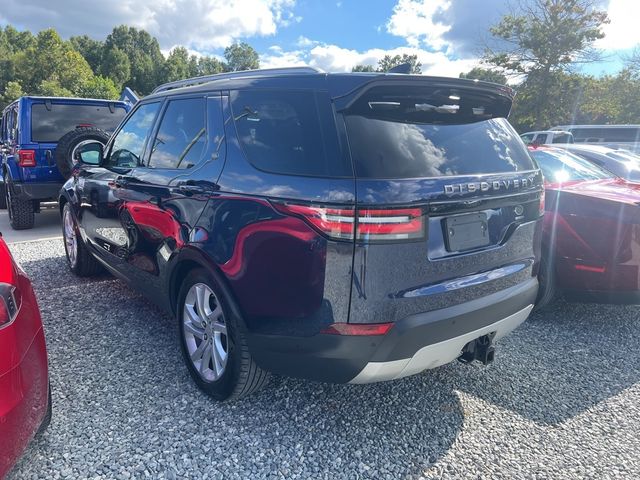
left=55, top=127, right=110, bottom=179
left=6, top=179, right=34, bottom=230
left=178, top=268, right=270, bottom=401
left=62, top=203, right=102, bottom=277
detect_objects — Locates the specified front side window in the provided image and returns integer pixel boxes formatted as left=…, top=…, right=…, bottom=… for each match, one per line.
left=148, top=97, right=206, bottom=169
left=231, top=89, right=349, bottom=177
left=106, top=102, right=161, bottom=168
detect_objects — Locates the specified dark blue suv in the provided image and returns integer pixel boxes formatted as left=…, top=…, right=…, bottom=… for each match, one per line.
left=59, top=68, right=543, bottom=400
left=1, top=96, right=129, bottom=229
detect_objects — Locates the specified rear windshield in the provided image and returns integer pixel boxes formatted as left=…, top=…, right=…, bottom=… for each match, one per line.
left=343, top=85, right=534, bottom=178
left=571, top=127, right=640, bottom=143
left=529, top=149, right=611, bottom=183
left=31, top=103, right=127, bottom=143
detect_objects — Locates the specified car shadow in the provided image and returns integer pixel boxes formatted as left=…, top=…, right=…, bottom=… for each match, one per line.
left=11, top=253, right=463, bottom=479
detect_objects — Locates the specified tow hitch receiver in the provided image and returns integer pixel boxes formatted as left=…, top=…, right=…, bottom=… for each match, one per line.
left=458, top=334, right=496, bottom=365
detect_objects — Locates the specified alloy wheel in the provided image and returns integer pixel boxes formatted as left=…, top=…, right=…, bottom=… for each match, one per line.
left=63, top=207, right=78, bottom=268
left=182, top=283, right=228, bottom=382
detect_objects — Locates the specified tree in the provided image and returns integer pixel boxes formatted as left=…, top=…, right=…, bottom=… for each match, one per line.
left=70, top=35, right=104, bottom=72
left=352, top=64, right=375, bottom=72
left=484, top=0, right=608, bottom=128
left=197, top=57, right=226, bottom=75
left=377, top=53, right=421, bottom=73
left=162, top=46, right=192, bottom=83
left=100, top=46, right=130, bottom=88
left=460, top=67, right=507, bottom=85
left=0, top=81, right=23, bottom=109
left=224, top=42, right=259, bottom=71
left=80, top=75, right=119, bottom=99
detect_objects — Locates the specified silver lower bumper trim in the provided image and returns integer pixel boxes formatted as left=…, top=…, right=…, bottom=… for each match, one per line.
left=349, top=304, right=533, bottom=384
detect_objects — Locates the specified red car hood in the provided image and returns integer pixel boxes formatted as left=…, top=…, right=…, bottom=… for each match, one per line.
left=545, top=178, right=640, bottom=205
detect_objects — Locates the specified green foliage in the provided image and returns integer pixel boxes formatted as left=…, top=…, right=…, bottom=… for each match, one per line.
left=485, top=0, right=609, bottom=128
left=163, top=46, right=193, bottom=83
left=352, top=54, right=421, bottom=74
left=377, top=54, right=421, bottom=73
left=224, top=42, right=259, bottom=71
left=70, top=35, right=103, bottom=71
left=459, top=67, right=507, bottom=85
left=100, top=46, right=131, bottom=88
left=0, top=81, right=23, bottom=107
left=80, top=76, right=119, bottom=100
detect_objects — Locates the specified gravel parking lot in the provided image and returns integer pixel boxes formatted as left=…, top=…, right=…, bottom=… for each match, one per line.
left=7, top=239, right=640, bottom=479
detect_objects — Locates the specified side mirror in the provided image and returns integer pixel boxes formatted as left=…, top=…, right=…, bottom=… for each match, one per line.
left=75, top=141, right=104, bottom=166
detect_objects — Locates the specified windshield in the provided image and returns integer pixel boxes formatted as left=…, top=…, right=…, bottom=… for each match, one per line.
left=31, top=103, right=127, bottom=143
left=529, top=148, right=612, bottom=183
left=343, top=85, right=534, bottom=178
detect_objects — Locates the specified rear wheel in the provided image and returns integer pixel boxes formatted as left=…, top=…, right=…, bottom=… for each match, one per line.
left=62, top=203, right=102, bottom=277
left=177, top=269, right=269, bottom=401
left=0, top=181, right=6, bottom=209
left=6, top=179, right=34, bottom=230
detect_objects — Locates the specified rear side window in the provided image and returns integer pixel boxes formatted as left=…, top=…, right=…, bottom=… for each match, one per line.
left=31, top=103, right=127, bottom=143
left=148, top=97, right=206, bottom=169
left=530, top=149, right=611, bottom=183
left=343, top=85, right=534, bottom=179
left=571, top=127, right=640, bottom=143
left=231, top=90, right=350, bottom=177
left=551, top=133, right=573, bottom=144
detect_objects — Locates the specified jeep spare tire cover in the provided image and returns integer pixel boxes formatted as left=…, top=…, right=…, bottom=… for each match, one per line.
left=56, top=127, right=110, bottom=179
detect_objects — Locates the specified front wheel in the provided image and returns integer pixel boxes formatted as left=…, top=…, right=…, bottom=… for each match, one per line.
left=62, top=203, right=102, bottom=277
left=177, top=269, right=269, bottom=401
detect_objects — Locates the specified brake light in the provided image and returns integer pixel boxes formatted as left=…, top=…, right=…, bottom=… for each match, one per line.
left=17, top=149, right=36, bottom=167
left=321, top=322, right=394, bottom=336
left=0, top=283, right=19, bottom=327
left=273, top=203, right=425, bottom=242
left=539, top=189, right=545, bottom=216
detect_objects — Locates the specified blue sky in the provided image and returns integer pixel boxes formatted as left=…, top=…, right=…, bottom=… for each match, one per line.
left=0, top=0, right=638, bottom=78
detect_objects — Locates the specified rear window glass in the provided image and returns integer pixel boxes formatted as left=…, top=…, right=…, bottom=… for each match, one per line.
left=551, top=133, right=573, bottom=144
left=571, top=127, right=640, bottom=143
left=231, top=90, right=350, bottom=177
left=31, top=103, right=127, bottom=143
left=529, top=149, right=611, bottom=183
left=344, top=85, right=533, bottom=178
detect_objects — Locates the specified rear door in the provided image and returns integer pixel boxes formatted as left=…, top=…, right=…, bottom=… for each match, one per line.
left=340, top=82, right=543, bottom=324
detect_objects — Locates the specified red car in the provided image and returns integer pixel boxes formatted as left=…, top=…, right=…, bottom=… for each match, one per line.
left=0, top=236, right=50, bottom=479
left=529, top=146, right=640, bottom=307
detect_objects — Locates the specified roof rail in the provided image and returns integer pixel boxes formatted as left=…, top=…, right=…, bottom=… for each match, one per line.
left=152, top=66, right=324, bottom=94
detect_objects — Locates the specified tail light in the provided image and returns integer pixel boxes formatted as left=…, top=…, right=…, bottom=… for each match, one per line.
left=539, top=189, right=545, bottom=216
left=273, top=203, right=425, bottom=243
left=17, top=149, right=36, bottom=167
left=321, top=322, right=394, bottom=335
left=0, top=283, right=19, bottom=327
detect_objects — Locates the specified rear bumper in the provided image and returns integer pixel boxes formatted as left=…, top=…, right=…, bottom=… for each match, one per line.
left=9, top=182, right=62, bottom=201
left=247, top=278, right=537, bottom=383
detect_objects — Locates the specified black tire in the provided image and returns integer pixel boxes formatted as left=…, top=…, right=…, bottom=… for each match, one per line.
left=535, top=251, right=558, bottom=311
left=6, top=179, right=34, bottom=230
left=36, top=384, right=52, bottom=437
left=62, top=203, right=102, bottom=277
left=177, top=268, right=270, bottom=401
left=55, top=127, right=110, bottom=179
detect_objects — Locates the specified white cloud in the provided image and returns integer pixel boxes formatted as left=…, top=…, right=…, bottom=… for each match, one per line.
left=260, top=42, right=478, bottom=77
left=597, top=0, right=640, bottom=50
left=0, top=0, right=298, bottom=50
left=386, top=0, right=452, bottom=50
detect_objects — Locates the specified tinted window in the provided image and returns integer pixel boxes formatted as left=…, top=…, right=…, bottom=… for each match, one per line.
left=231, top=90, right=349, bottom=177
left=529, top=149, right=611, bottom=183
left=551, top=133, right=573, bottom=144
left=571, top=127, right=640, bottom=143
left=31, top=103, right=127, bottom=143
left=106, top=102, right=160, bottom=168
left=344, top=85, right=533, bottom=178
left=148, top=98, right=206, bottom=169
left=520, top=133, right=534, bottom=145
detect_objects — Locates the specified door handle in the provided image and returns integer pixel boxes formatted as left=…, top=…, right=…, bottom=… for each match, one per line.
left=173, top=180, right=218, bottom=196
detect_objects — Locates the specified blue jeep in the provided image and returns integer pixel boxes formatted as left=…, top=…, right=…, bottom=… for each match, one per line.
left=0, top=96, right=130, bottom=229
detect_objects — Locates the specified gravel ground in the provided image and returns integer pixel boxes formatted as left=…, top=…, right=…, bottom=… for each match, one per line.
left=7, top=239, right=640, bottom=479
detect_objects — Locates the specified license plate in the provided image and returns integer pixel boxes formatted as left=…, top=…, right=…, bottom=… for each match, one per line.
left=444, top=213, right=490, bottom=252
